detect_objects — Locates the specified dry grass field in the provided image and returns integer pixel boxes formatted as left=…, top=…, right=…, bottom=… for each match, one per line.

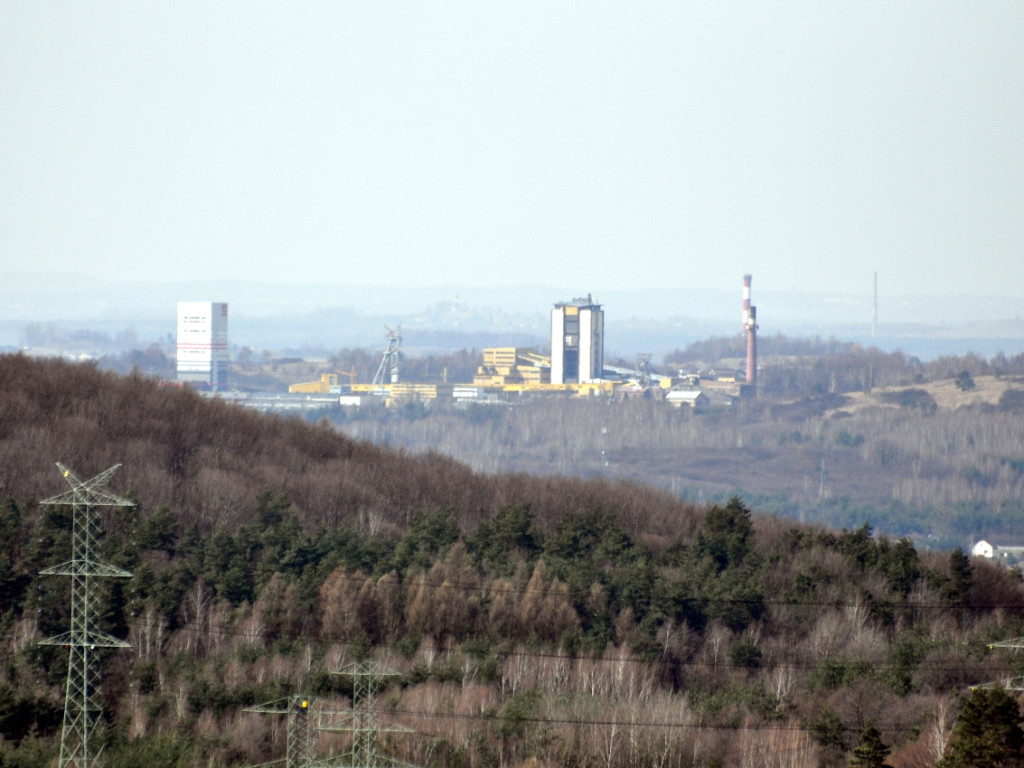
left=834, top=374, right=1024, bottom=415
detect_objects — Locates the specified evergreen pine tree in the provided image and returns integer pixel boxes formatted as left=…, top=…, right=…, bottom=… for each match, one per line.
left=849, top=722, right=890, bottom=767
left=697, top=495, right=754, bottom=571
left=947, top=547, right=973, bottom=625
left=939, top=686, right=1024, bottom=768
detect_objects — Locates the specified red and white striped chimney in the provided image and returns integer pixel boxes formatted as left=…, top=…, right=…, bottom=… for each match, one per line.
left=742, top=274, right=757, bottom=390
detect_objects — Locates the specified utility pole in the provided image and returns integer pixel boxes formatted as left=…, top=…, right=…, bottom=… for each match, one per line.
left=38, top=463, right=134, bottom=768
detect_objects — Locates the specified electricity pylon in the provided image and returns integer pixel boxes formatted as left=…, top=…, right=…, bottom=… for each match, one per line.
left=320, top=661, right=416, bottom=768
left=988, top=637, right=1024, bottom=651
left=245, top=696, right=314, bottom=768
left=973, top=637, right=1024, bottom=690
left=38, top=463, right=134, bottom=768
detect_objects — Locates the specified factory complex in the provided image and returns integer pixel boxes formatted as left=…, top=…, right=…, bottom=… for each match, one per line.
left=284, top=278, right=759, bottom=409
left=176, top=277, right=758, bottom=411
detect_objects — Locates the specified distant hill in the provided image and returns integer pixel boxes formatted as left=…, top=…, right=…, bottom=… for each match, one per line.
left=337, top=370, right=1024, bottom=546
left=3, top=271, right=1024, bottom=360
left=0, top=353, right=689, bottom=539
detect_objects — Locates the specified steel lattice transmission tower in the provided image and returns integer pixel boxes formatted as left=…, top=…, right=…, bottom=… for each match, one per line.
left=244, top=695, right=314, bottom=768
left=971, top=636, right=1024, bottom=691
left=38, top=463, right=134, bottom=768
left=321, top=661, right=416, bottom=768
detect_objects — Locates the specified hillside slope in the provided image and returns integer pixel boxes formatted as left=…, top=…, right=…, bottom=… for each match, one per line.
left=0, top=354, right=691, bottom=540
left=833, top=374, right=1022, bottom=414
left=337, top=374, right=1024, bottom=545
left=3, top=355, right=1024, bottom=768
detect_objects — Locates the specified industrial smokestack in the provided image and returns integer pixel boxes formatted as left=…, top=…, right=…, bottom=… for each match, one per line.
left=742, top=274, right=757, bottom=391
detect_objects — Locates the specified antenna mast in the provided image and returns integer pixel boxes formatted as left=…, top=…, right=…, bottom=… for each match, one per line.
left=872, top=271, right=878, bottom=338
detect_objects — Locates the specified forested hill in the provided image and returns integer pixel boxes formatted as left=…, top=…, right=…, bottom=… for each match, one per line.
left=4, top=354, right=1024, bottom=768
left=0, top=353, right=693, bottom=540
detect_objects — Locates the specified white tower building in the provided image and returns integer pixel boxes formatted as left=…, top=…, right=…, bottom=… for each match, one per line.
left=550, top=295, right=604, bottom=384
left=176, top=302, right=229, bottom=387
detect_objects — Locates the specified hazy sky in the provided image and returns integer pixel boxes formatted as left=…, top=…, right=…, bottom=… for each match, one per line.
left=3, top=3, right=1022, bottom=297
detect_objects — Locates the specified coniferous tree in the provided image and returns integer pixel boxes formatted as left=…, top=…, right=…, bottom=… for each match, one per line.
left=885, top=538, right=920, bottom=597
left=697, top=496, right=754, bottom=571
left=947, top=547, right=973, bottom=625
left=939, top=686, right=1024, bottom=768
left=955, top=370, right=976, bottom=392
left=0, top=497, right=24, bottom=611
left=849, top=722, right=890, bottom=767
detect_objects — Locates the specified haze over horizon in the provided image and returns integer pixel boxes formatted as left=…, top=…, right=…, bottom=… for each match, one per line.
left=3, top=4, right=1022, bottom=300
left=3, top=271, right=1024, bottom=364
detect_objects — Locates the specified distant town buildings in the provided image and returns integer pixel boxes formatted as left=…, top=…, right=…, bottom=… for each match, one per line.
left=176, top=302, right=229, bottom=387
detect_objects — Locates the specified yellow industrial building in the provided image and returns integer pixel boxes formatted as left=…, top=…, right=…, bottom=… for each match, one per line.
left=286, top=294, right=733, bottom=405
left=289, top=346, right=623, bottom=402
left=472, top=347, right=551, bottom=387
left=288, top=373, right=342, bottom=394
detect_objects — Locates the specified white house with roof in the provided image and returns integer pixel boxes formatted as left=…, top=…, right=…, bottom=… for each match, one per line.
left=972, top=540, right=1024, bottom=561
